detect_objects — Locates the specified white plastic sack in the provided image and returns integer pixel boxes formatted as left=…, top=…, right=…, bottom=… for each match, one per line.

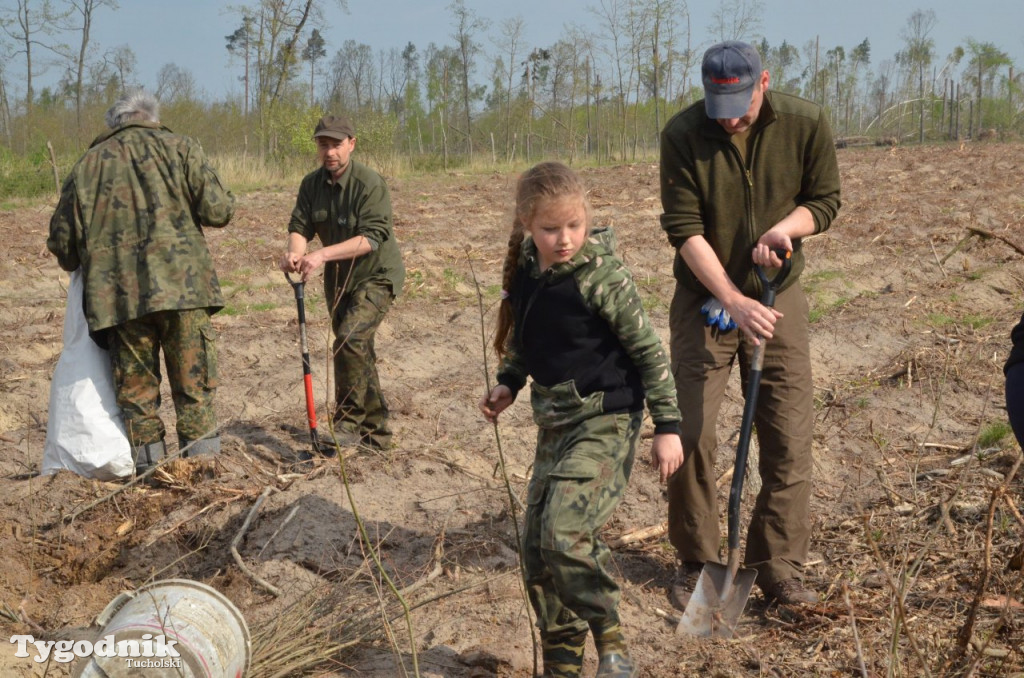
left=42, top=269, right=133, bottom=480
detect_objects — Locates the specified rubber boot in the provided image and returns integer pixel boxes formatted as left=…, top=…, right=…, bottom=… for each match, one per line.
left=591, top=621, right=636, bottom=678
left=132, top=440, right=166, bottom=477
left=540, top=627, right=587, bottom=678
left=179, top=435, right=220, bottom=457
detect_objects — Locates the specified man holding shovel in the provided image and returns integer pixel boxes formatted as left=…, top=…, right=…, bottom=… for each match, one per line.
left=658, top=41, right=841, bottom=609
left=280, top=116, right=404, bottom=451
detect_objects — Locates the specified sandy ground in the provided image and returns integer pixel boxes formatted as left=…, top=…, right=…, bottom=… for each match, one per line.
left=1, top=141, right=1023, bottom=677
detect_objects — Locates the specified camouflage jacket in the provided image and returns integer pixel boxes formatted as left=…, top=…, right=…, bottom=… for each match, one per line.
left=496, top=228, right=680, bottom=432
left=47, top=121, right=234, bottom=332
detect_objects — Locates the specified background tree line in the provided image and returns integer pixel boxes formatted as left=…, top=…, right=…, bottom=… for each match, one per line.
left=0, top=0, right=1021, bottom=198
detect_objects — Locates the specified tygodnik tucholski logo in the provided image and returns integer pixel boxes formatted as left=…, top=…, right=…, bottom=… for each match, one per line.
left=10, top=633, right=182, bottom=667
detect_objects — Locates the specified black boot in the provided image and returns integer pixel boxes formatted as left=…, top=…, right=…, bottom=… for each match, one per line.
left=591, top=621, right=636, bottom=678
left=132, top=440, right=166, bottom=477
left=179, top=435, right=220, bottom=457
left=540, top=627, right=587, bottom=677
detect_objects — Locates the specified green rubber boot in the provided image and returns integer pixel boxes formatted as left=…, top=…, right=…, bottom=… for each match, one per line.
left=591, top=621, right=636, bottom=678
left=540, top=627, right=587, bottom=677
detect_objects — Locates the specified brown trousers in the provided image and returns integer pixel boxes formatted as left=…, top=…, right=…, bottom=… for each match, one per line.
left=666, top=283, right=813, bottom=585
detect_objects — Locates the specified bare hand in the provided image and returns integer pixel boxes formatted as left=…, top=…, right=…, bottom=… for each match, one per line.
left=724, top=295, right=782, bottom=346
left=650, top=433, right=684, bottom=484
left=479, top=385, right=514, bottom=423
left=296, top=250, right=327, bottom=281
left=280, top=251, right=302, bottom=274
left=753, top=231, right=792, bottom=268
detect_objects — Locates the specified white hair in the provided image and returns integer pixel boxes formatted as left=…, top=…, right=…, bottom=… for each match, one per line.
left=105, top=90, right=160, bottom=129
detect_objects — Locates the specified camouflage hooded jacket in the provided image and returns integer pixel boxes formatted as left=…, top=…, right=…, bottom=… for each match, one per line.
left=496, top=227, right=681, bottom=432
left=47, top=121, right=235, bottom=332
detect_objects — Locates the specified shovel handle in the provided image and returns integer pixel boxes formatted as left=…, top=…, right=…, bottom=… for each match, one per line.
left=726, top=249, right=793, bottom=551
left=754, top=248, right=793, bottom=307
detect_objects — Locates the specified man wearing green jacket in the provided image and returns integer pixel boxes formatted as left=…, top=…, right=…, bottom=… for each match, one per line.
left=47, top=90, right=235, bottom=475
left=280, top=116, right=405, bottom=451
left=659, top=41, right=841, bottom=608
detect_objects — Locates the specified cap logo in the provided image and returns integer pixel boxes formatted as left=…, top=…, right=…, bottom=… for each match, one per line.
left=711, top=76, right=741, bottom=85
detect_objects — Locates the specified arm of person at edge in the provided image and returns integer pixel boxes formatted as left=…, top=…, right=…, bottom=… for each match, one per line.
left=679, top=206, right=816, bottom=346
left=278, top=231, right=372, bottom=281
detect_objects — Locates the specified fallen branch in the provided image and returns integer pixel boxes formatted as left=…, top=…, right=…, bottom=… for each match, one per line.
left=929, top=238, right=947, bottom=278
left=843, top=583, right=869, bottom=678
left=231, top=486, right=281, bottom=597
left=607, top=522, right=667, bottom=549
left=144, top=496, right=240, bottom=547
left=966, top=226, right=1024, bottom=257
left=949, top=452, right=1022, bottom=670
left=257, top=504, right=301, bottom=558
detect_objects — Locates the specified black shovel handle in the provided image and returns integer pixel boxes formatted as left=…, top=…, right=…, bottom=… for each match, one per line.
left=726, top=249, right=793, bottom=552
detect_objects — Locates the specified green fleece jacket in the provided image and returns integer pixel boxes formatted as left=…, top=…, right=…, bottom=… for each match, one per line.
left=659, top=90, right=841, bottom=296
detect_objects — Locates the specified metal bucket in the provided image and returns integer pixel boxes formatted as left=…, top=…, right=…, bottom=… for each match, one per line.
left=78, top=578, right=250, bottom=678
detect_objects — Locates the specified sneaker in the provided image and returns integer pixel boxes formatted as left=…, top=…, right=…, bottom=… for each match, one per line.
left=669, top=562, right=704, bottom=611
left=762, top=577, right=818, bottom=606
left=595, top=653, right=636, bottom=677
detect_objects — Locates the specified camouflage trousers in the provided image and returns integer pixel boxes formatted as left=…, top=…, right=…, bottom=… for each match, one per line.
left=329, top=279, right=394, bottom=446
left=108, top=308, right=218, bottom=447
left=523, top=410, right=641, bottom=638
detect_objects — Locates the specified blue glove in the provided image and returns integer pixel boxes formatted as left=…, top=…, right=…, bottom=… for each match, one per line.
left=700, top=296, right=736, bottom=332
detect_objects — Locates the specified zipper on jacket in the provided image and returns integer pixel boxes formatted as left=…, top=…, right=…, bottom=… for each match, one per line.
left=745, top=134, right=761, bottom=298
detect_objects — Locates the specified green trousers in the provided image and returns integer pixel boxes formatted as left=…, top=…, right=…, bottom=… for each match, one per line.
left=667, top=283, right=814, bottom=586
left=108, top=308, right=218, bottom=447
left=523, top=410, right=640, bottom=637
left=329, top=279, right=394, bottom=445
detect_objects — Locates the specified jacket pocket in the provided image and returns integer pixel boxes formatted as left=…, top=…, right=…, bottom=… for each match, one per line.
left=362, top=282, right=394, bottom=315
left=530, top=379, right=603, bottom=429
left=312, top=208, right=329, bottom=228
left=199, top=322, right=218, bottom=389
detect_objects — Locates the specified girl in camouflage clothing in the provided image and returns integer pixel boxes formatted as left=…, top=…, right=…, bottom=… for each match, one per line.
left=480, top=162, right=684, bottom=678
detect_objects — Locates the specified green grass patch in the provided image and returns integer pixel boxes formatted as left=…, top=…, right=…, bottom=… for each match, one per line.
left=220, top=301, right=277, bottom=316
left=926, top=311, right=994, bottom=330
left=808, top=295, right=851, bottom=323
left=926, top=312, right=956, bottom=328
left=961, top=313, right=995, bottom=330
left=977, top=421, right=1013, bottom=449
left=404, top=269, right=427, bottom=297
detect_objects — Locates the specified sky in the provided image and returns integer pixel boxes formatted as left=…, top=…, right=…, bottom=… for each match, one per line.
left=12, top=0, right=1024, bottom=101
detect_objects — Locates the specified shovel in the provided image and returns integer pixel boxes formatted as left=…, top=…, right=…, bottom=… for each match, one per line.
left=677, top=249, right=793, bottom=638
left=286, top=272, right=338, bottom=460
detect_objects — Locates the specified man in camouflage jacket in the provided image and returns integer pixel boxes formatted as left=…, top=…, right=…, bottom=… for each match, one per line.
left=47, top=90, right=235, bottom=474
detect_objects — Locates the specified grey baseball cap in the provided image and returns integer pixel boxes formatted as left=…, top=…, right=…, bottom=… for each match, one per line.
left=701, top=41, right=762, bottom=119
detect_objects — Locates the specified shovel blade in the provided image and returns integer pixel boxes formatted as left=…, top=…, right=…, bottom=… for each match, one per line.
left=676, top=562, right=757, bottom=638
